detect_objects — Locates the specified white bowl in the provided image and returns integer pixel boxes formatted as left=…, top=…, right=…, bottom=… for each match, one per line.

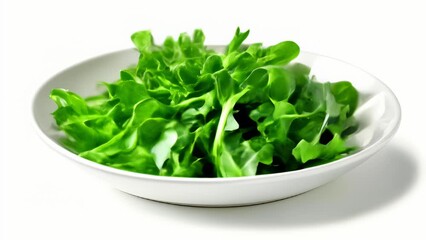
left=32, top=48, right=401, bottom=207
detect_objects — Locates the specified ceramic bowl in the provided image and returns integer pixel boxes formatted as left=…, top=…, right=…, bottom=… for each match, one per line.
left=32, top=48, right=401, bottom=207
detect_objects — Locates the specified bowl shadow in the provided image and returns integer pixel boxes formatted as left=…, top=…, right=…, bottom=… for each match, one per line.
left=117, top=143, right=418, bottom=228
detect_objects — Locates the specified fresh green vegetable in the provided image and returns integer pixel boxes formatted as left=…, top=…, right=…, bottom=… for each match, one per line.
left=50, top=28, right=359, bottom=177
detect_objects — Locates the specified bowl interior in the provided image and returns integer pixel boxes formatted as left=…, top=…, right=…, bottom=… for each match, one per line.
left=32, top=48, right=401, bottom=177
left=296, top=53, right=400, bottom=149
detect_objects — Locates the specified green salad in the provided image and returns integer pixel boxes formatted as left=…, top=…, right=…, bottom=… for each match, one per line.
left=50, top=28, right=359, bottom=177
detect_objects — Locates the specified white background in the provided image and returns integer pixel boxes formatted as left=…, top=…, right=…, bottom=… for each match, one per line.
left=2, top=0, right=425, bottom=239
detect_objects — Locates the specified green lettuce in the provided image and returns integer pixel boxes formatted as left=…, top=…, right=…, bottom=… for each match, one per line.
left=50, top=28, right=358, bottom=177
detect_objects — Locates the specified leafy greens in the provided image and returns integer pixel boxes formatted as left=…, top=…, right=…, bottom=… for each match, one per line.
left=50, top=28, right=359, bottom=177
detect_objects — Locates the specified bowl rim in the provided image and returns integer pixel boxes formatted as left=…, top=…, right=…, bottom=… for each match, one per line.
left=32, top=47, right=402, bottom=183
